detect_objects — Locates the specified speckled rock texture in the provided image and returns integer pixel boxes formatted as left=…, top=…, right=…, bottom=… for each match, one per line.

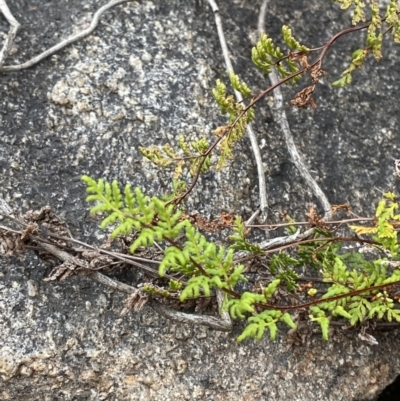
left=1, top=0, right=400, bottom=400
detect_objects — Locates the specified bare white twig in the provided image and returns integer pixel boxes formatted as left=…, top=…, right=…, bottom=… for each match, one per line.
left=260, top=229, right=300, bottom=250
left=258, top=0, right=332, bottom=221
left=245, top=208, right=261, bottom=226
left=206, top=0, right=268, bottom=217
left=0, top=0, right=20, bottom=69
left=0, top=0, right=132, bottom=73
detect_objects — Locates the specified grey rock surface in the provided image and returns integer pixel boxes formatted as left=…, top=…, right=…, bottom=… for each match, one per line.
left=0, top=0, right=400, bottom=400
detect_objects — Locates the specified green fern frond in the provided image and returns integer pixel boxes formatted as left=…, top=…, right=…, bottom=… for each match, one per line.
left=264, top=279, right=281, bottom=300
left=386, top=0, right=399, bottom=27
left=309, top=306, right=330, bottom=340
left=229, top=216, right=262, bottom=253
left=139, top=146, right=174, bottom=168
left=229, top=72, right=252, bottom=97
left=352, top=0, right=366, bottom=25
left=282, top=26, right=309, bottom=52
left=213, top=79, right=236, bottom=115
left=139, top=134, right=212, bottom=181
left=159, top=246, right=192, bottom=276
left=237, top=310, right=296, bottom=341
left=180, top=275, right=213, bottom=300
left=252, top=32, right=304, bottom=85
left=224, top=292, right=266, bottom=319
left=332, top=73, right=353, bottom=87
left=252, top=33, right=277, bottom=74
left=82, top=186, right=400, bottom=341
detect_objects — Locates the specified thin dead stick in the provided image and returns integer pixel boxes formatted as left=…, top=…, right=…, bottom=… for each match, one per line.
left=0, top=0, right=20, bottom=69
left=48, top=233, right=162, bottom=265
left=245, top=208, right=261, bottom=226
left=0, top=224, right=21, bottom=234
left=247, top=216, right=375, bottom=229
left=260, top=229, right=300, bottom=250
left=91, top=270, right=137, bottom=293
left=0, top=0, right=132, bottom=73
left=35, top=231, right=232, bottom=330
left=0, top=215, right=175, bottom=280
left=95, top=258, right=230, bottom=329
left=206, top=0, right=268, bottom=217
left=258, top=0, right=332, bottom=221
left=150, top=289, right=232, bottom=332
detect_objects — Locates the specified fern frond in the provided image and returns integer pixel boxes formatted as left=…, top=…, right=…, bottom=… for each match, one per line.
left=309, top=306, right=330, bottom=340
left=282, top=26, right=309, bottom=52
left=237, top=310, right=296, bottom=342
left=229, top=216, right=261, bottom=253
left=252, top=32, right=304, bottom=85
left=180, top=275, right=212, bottom=300
left=224, top=292, right=265, bottom=319
left=229, top=71, right=252, bottom=96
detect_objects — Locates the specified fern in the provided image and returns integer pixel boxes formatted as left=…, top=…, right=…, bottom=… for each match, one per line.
left=82, top=175, right=248, bottom=305
left=224, top=292, right=266, bottom=319
left=350, top=192, right=400, bottom=255
left=82, top=175, right=185, bottom=246
left=229, top=216, right=262, bottom=254
left=332, top=48, right=367, bottom=87
left=238, top=310, right=296, bottom=342
left=386, top=0, right=399, bottom=33
left=83, top=176, right=400, bottom=342
left=309, top=306, right=330, bottom=340
left=82, top=6, right=400, bottom=339
left=269, top=252, right=299, bottom=291
left=229, top=71, right=252, bottom=97
left=212, top=79, right=254, bottom=169
left=307, top=196, right=400, bottom=335
left=332, top=0, right=400, bottom=86
left=139, top=135, right=211, bottom=180
left=252, top=30, right=307, bottom=85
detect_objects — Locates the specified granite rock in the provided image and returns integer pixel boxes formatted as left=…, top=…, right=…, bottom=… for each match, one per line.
left=1, top=0, right=400, bottom=400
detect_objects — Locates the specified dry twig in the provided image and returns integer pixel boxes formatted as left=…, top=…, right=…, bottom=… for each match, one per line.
left=207, top=0, right=268, bottom=218
left=254, top=0, right=333, bottom=250
left=0, top=0, right=132, bottom=73
left=0, top=0, right=20, bottom=69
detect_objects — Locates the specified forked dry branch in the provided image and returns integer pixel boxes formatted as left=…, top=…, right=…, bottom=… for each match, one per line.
left=0, top=0, right=132, bottom=72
